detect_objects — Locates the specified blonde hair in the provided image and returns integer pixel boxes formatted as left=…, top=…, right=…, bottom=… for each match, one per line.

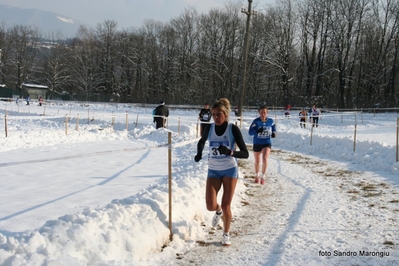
left=212, top=98, right=231, bottom=121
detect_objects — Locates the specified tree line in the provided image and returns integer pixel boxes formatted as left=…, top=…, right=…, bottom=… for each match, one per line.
left=0, top=0, right=398, bottom=108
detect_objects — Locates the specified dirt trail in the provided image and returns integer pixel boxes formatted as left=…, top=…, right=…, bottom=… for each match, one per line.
left=171, top=149, right=399, bottom=265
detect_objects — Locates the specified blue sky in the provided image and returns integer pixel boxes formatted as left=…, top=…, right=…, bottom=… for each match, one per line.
left=0, top=0, right=275, bottom=29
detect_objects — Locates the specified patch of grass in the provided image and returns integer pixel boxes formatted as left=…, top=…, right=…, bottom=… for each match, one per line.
left=364, top=191, right=382, bottom=197
left=286, top=156, right=300, bottom=162
left=196, top=240, right=211, bottom=247
left=324, top=173, right=336, bottom=176
left=334, top=169, right=355, bottom=177
left=241, top=200, right=250, bottom=206
left=245, top=191, right=254, bottom=197
left=362, top=184, right=378, bottom=191
left=383, top=240, right=395, bottom=246
left=355, top=181, right=377, bottom=191
left=379, top=182, right=390, bottom=188
left=238, top=160, right=250, bottom=168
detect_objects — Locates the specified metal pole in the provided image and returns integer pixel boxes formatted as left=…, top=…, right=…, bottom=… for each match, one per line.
left=238, top=0, right=253, bottom=128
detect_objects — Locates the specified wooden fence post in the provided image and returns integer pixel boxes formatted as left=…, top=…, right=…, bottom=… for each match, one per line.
left=65, top=114, right=68, bottom=135
left=396, top=118, right=398, bottom=162
left=112, top=112, right=115, bottom=131
left=310, top=123, right=314, bottom=146
left=353, top=113, right=357, bottom=152
left=76, top=114, right=80, bottom=131
left=4, top=114, right=8, bottom=137
left=126, top=111, right=128, bottom=131
left=196, top=118, right=199, bottom=138
left=168, top=132, right=173, bottom=241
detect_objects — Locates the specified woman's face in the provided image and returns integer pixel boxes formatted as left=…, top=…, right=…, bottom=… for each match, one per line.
left=212, top=107, right=227, bottom=126
left=259, top=108, right=268, bottom=120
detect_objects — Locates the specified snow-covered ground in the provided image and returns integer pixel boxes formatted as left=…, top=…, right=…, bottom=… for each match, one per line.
left=0, top=100, right=398, bottom=265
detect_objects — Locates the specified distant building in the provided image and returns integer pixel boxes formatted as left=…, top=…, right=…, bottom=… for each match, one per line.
left=21, top=83, right=49, bottom=99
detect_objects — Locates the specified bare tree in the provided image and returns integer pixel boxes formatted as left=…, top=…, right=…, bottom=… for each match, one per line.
left=95, top=20, right=119, bottom=100
left=169, top=8, right=201, bottom=103
left=5, top=25, right=39, bottom=96
left=29, top=32, right=72, bottom=100
left=359, top=0, right=399, bottom=107
left=70, top=26, right=103, bottom=101
left=261, top=0, right=298, bottom=105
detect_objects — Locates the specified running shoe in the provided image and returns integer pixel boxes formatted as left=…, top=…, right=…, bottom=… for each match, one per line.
left=254, top=174, right=260, bottom=183
left=260, top=178, right=265, bottom=185
left=212, top=211, right=222, bottom=227
left=221, top=233, right=231, bottom=246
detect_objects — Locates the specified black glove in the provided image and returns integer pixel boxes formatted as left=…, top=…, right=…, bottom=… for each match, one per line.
left=194, top=154, right=202, bottom=162
left=217, top=145, right=231, bottom=155
left=271, top=132, right=276, bottom=138
left=257, top=127, right=264, bottom=133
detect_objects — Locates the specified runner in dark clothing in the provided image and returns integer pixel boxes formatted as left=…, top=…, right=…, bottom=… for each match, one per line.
left=198, top=103, right=211, bottom=136
left=153, top=100, right=169, bottom=129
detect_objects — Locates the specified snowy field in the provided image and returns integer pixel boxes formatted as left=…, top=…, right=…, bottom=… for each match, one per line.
left=0, top=100, right=398, bottom=265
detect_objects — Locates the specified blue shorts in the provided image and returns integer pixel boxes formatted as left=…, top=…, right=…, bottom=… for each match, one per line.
left=208, top=167, right=238, bottom=179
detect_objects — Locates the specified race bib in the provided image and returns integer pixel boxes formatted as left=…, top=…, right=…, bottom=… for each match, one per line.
left=257, top=126, right=272, bottom=139
left=209, top=140, right=230, bottom=158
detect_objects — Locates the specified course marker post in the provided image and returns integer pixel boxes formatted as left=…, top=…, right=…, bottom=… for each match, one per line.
left=168, top=132, right=173, bottom=241
left=396, top=118, right=398, bottom=162
left=4, top=113, right=8, bottom=137
left=353, top=113, right=357, bottom=152
left=76, top=114, right=80, bottom=131
left=65, top=114, right=68, bottom=135
left=126, top=111, right=128, bottom=131
left=112, top=112, right=115, bottom=131
left=310, top=124, right=314, bottom=146
left=196, top=118, right=199, bottom=138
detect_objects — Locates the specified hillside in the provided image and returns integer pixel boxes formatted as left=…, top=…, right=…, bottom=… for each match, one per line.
left=0, top=4, right=87, bottom=37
